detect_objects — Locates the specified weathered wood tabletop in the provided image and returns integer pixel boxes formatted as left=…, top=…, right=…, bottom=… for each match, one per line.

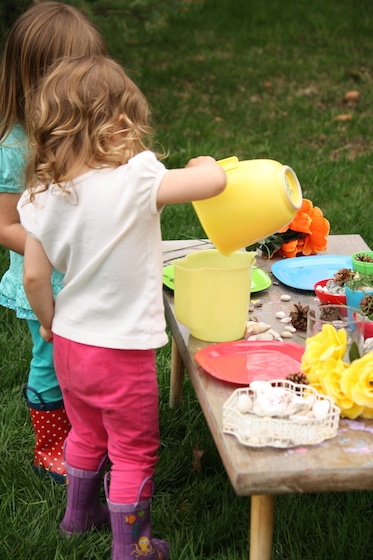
left=162, top=235, right=373, bottom=560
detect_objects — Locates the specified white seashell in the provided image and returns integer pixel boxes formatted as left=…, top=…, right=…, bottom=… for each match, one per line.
left=250, top=381, right=272, bottom=393
left=275, top=311, right=286, bottom=319
left=280, top=316, right=292, bottom=323
left=363, top=337, right=373, bottom=355
left=312, top=399, right=330, bottom=420
left=236, top=393, right=253, bottom=414
left=284, top=325, right=296, bottom=332
left=266, top=328, right=282, bottom=341
left=280, top=294, right=291, bottom=302
left=253, top=387, right=294, bottom=417
left=291, top=395, right=314, bottom=415
left=256, top=332, right=276, bottom=341
left=245, top=321, right=271, bottom=337
left=280, top=330, right=293, bottom=338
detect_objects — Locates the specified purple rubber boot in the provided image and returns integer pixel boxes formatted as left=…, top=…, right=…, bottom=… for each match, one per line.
left=60, top=457, right=110, bottom=536
left=106, top=476, right=170, bottom=559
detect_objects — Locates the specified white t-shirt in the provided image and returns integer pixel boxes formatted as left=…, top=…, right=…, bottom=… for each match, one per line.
left=18, top=151, right=169, bottom=350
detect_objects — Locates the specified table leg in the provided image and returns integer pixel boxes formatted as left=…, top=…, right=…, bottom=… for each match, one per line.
left=169, top=337, right=185, bottom=409
left=249, top=494, right=276, bottom=560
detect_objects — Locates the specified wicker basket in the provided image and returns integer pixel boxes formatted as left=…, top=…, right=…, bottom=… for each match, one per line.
left=223, top=380, right=340, bottom=448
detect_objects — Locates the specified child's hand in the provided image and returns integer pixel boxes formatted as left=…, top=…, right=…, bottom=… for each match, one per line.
left=39, top=325, right=53, bottom=343
left=185, top=156, right=217, bottom=168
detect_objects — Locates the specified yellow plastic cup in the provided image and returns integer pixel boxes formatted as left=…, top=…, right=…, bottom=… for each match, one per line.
left=192, top=156, right=303, bottom=256
left=173, top=249, right=256, bottom=342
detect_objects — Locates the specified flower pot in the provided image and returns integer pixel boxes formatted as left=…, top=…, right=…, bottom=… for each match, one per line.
left=345, top=286, right=373, bottom=338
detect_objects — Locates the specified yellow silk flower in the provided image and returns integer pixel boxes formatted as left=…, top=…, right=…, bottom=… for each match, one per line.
left=302, top=324, right=347, bottom=372
left=301, top=324, right=372, bottom=419
left=340, top=352, right=373, bottom=409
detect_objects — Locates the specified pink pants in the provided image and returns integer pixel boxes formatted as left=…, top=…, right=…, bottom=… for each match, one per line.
left=53, top=335, right=160, bottom=503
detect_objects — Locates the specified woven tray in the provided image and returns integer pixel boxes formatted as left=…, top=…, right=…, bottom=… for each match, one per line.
left=223, top=380, right=340, bottom=448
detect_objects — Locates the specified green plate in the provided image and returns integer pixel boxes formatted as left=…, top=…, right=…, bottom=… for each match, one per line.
left=162, top=265, right=271, bottom=293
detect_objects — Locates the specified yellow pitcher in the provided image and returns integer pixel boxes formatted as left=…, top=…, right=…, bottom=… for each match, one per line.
left=174, top=249, right=256, bottom=342
left=192, top=156, right=302, bottom=256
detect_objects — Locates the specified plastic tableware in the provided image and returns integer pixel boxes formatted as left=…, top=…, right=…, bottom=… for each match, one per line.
left=192, top=156, right=302, bottom=256
left=163, top=264, right=271, bottom=293
left=314, top=278, right=347, bottom=305
left=194, top=340, right=304, bottom=384
left=351, top=251, right=373, bottom=274
left=173, top=249, right=256, bottom=342
left=271, top=255, right=352, bottom=291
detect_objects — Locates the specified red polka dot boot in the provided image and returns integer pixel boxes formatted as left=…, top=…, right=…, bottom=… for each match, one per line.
left=24, top=386, right=71, bottom=483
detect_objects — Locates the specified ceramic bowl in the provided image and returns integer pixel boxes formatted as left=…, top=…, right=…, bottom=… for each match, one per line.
left=314, top=278, right=347, bottom=305
left=351, top=251, right=373, bottom=274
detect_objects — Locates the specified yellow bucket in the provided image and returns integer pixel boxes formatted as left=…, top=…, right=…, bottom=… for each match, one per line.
left=174, top=249, right=256, bottom=342
left=192, top=156, right=302, bottom=256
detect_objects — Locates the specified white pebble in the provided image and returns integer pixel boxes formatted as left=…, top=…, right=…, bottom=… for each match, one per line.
left=284, top=325, right=296, bottom=332
left=280, top=316, right=292, bottom=323
left=280, top=294, right=291, bottom=301
left=280, top=330, right=293, bottom=338
left=312, top=399, right=330, bottom=420
left=275, top=311, right=286, bottom=319
left=236, top=393, right=253, bottom=414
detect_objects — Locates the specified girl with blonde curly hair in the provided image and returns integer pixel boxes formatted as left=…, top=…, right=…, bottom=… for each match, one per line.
left=19, top=54, right=226, bottom=558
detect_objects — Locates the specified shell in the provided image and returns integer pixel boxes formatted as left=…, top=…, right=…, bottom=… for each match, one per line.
left=280, top=330, right=293, bottom=338
left=255, top=332, right=276, bottom=341
left=244, top=321, right=271, bottom=338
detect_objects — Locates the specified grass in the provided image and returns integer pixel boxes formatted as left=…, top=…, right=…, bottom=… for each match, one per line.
left=1, top=0, right=373, bottom=558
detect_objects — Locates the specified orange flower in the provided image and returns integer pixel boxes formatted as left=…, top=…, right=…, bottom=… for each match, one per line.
left=247, top=198, right=330, bottom=259
left=278, top=199, right=330, bottom=258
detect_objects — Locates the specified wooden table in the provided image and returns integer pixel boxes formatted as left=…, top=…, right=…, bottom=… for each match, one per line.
left=162, top=235, right=373, bottom=560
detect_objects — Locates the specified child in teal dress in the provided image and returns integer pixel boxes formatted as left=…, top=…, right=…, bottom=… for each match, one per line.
left=0, top=1, right=107, bottom=483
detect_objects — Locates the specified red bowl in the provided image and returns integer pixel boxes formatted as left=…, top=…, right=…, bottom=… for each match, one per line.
left=314, top=278, right=347, bottom=305
left=363, top=320, right=373, bottom=339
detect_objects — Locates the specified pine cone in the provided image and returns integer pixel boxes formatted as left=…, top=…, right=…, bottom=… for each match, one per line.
left=290, top=303, right=309, bottom=331
left=285, top=372, right=309, bottom=385
left=354, top=253, right=373, bottom=263
left=333, top=268, right=355, bottom=286
left=319, top=305, right=341, bottom=322
left=360, top=294, right=373, bottom=320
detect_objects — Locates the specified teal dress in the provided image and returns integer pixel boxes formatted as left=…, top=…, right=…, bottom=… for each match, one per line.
left=0, top=124, right=64, bottom=404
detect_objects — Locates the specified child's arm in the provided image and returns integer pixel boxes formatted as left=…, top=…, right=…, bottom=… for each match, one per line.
left=0, top=193, right=27, bottom=254
left=23, top=234, right=54, bottom=342
left=157, top=156, right=226, bottom=206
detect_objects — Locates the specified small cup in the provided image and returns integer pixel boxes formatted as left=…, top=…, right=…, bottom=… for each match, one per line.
left=307, top=304, right=365, bottom=361
left=351, top=251, right=373, bottom=274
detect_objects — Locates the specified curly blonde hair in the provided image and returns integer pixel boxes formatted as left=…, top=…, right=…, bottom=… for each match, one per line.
left=26, top=55, right=155, bottom=197
left=0, top=1, right=107, bottom=140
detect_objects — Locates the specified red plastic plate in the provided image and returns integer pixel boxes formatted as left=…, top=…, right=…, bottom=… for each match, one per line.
left=195, top=340, right=304, bottom=385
